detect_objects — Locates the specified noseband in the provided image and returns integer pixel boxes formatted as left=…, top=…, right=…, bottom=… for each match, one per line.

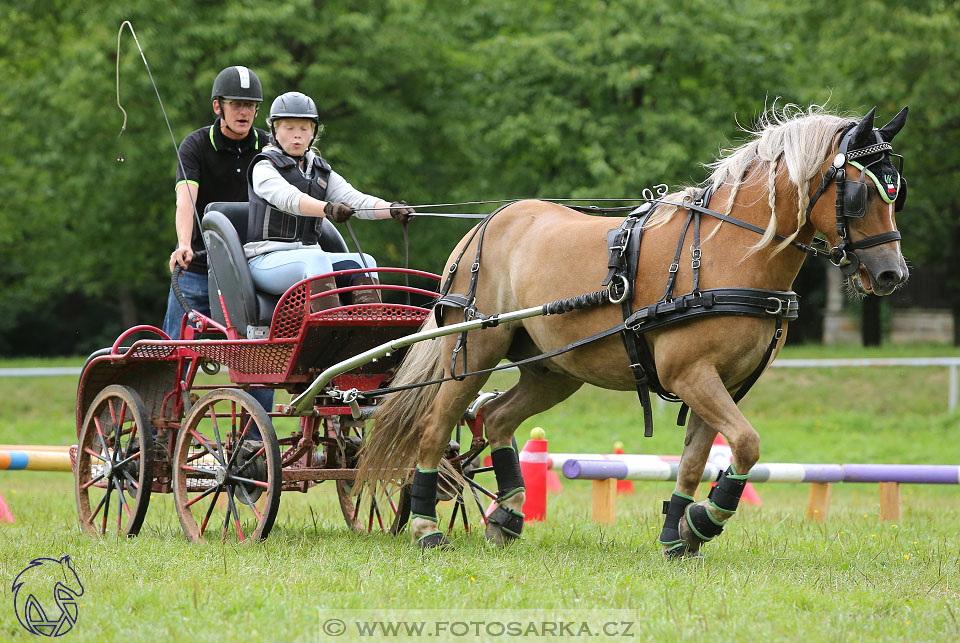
left=804, top=123, right=905, bottom=277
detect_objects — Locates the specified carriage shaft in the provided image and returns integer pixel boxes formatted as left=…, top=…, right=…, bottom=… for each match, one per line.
left=288, top=305, right=545, bottom=414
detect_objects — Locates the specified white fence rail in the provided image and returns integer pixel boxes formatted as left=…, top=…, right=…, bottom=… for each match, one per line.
left=772, top=358, right=960, bottom=412
left=3, top=357, right=960, bottom=410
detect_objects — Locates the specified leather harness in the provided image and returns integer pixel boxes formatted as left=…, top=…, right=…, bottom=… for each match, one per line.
left=423, top=119, right=904, bottom=437
left=601, top=187, right=798, bottom=436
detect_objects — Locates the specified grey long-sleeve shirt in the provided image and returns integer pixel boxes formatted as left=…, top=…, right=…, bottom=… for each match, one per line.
left=244, top=148, right=384, bottom=259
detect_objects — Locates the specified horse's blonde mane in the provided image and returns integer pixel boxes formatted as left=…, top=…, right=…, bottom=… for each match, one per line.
left=647, top=103, right=856, bottom=256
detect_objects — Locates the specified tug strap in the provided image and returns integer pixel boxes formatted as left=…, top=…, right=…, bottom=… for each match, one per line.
left=488, top=505, right=524, bottom=538
left=411, top=468, right=439, bottom=518
left=491, top=446, right=525, bottom=494
left=658, top=493, right=694, bottom=545
left=708, top=468, right=748, bottom=513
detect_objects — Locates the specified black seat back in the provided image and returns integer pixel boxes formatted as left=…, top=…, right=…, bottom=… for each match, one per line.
left=202, top=202, right=352, bottom=335
left=202, top=205, right=259, bottom=334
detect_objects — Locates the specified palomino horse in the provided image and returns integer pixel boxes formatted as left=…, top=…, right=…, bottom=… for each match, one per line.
left=359, top=105, right=909, bottom=555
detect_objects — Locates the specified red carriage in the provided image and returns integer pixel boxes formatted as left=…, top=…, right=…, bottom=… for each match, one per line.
left=71, top=203, right=497, bottom=542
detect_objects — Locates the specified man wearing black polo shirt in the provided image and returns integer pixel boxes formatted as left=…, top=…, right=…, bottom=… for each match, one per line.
left=161, top=65, right=269, bottom=339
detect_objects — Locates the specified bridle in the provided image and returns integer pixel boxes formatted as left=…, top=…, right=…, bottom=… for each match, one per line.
left=804, top=122, right=907, bottom=278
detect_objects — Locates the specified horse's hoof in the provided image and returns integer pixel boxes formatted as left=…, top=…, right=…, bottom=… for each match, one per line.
left=678, top=500, right=727, bottom=555
left=678, top=511, right=706, bottom=556
left=484, top=504, right=523, bottom=547
left=484, top=522, right=518, bottom=547
left=661, top=542, right=687, bottom=559
left=417, top=531, right=452, bottom=550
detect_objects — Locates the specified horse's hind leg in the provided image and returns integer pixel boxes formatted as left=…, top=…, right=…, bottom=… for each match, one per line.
left=409, top=374, right=491, bottom=548
left=478, top=364, right=583, bottom=546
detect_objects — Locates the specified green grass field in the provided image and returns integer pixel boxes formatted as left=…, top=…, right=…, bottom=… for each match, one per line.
left=1, top=344, right=959, bottom=641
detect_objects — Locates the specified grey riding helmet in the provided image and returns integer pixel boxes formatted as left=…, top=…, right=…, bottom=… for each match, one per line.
left=211, top=65, right=263, bottom=102
left=267, top=91, right=323, bottom=149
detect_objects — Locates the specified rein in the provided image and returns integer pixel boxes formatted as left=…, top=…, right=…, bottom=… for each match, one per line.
left=362, top=119, right=904, bottom=437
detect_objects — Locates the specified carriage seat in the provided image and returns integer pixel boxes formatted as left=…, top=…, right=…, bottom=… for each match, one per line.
left=201, top=202, right=349, bottom=337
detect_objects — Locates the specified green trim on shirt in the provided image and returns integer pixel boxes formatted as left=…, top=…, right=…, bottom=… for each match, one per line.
left=175, top=179, right=199, bottom=191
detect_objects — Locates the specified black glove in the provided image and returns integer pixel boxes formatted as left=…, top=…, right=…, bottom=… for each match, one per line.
left=324, top=201, right=355, bottom=223
left=389, top=201, right=415, bottom=224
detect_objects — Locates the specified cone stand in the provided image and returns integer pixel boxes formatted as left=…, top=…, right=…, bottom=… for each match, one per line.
left=612, top=442, right=635, bottom=495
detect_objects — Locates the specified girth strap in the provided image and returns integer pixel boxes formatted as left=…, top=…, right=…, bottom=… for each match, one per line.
left=604, top=207, right=659, bottom=436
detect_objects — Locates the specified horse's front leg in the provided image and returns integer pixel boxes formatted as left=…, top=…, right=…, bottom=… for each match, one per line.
left=658, top=412, right=716, bottom=557
left=661, top=373, right=760, bottom=557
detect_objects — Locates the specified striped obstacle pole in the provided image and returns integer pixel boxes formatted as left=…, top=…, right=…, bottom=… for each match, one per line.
left=0, top=449, right=73, bottom=472
left=561, top=459, right=960, bottom=525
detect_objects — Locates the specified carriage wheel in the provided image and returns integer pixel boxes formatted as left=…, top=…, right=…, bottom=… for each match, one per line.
left=75, top=385, right=154, bottom=537
left=333, top=417, right=409, bottom=534
left=172, top=389, right=281, bottom=544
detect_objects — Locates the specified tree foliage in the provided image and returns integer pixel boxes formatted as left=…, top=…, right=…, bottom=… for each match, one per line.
left=0, top=0, right=955, bottom=354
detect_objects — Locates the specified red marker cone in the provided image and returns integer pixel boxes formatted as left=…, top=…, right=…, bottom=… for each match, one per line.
left=0, top=491, right=14, bottom=524
left=708, top=434, right=761, bottom=506
left=519, top=427, right=548, bottom=521
left=612, top=442, right=635, bottom=495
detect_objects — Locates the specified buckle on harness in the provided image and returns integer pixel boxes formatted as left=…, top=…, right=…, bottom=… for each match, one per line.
left=669, top=263, right=679, bottom=274
left=470, top=262, right=480, bottom=273
left=608, top=275, right=630, bottom=304
left=765, top=297, right=784, bottom=315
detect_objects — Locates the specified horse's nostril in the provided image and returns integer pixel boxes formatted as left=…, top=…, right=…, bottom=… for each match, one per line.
left=876, top=270, right=903, bottom=289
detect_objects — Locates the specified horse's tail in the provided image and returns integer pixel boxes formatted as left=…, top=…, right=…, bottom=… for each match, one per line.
left=356, top=316, right=445, bottom=490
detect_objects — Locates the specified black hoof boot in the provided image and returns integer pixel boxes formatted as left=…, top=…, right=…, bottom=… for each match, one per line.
left=418, top=531, right=452, bottom=550
left=485, top=504, right=524, bottom=547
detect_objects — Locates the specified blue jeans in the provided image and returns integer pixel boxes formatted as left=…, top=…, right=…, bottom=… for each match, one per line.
left=248, top=250, right=376, bottom=295
left=160, top=268, right=272, bottom=432
left=162, top=269, right=209, bottom=340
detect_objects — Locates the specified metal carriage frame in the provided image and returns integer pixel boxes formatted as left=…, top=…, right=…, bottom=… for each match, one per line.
left=72, top=261, right=503, bottom=543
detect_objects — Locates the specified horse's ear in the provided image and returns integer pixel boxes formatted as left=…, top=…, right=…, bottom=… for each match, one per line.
left=878, top=106, right=909, bottom=142
left=850, top=107, right=877, bottom=145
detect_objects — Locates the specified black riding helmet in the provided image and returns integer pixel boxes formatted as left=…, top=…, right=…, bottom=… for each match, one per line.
left=211, top=65, right=263, bottom=103
left=267, top=91, right=323, bottom=157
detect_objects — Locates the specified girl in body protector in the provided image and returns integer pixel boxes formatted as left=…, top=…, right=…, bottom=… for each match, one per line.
left=246, top=91, right=413, bottom=309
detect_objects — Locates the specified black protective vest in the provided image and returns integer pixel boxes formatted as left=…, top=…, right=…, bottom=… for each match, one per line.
left=247, top=148, right=332, bottom=244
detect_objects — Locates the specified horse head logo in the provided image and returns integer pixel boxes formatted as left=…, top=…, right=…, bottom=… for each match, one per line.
left=12, top=556, right=84, bottom=637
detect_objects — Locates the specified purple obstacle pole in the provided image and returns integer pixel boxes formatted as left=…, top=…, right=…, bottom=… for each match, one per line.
left=560, top=458, right=960, bottom=485
left=562, top=460, right=629, bottom=481
left=842, top=464, right=960, bottom=484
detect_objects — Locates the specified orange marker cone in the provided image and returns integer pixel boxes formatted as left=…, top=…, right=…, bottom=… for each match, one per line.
left=0, top=491, right=14, bottom=524
left=519, top=427, right=548, bottom=521
left=545, top=466, right=563, bottom=493
left=708, top=434, right=762, bottom=506
left=612, top=442, right=635, bottom=495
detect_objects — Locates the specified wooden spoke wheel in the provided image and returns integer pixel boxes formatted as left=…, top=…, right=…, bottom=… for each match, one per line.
left=333, top=417, right=409, bottom=534
left=172, top=389, right=281, bottom=544
left=75, top=385, right=154, bottom=537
